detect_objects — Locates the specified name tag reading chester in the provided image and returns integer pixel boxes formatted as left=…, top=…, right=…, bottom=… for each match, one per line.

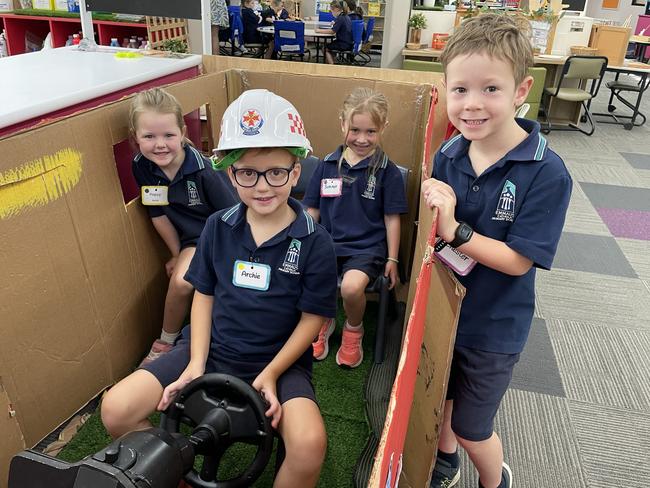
left=233, top=260, right=271, bottom=291
left=320, top=178, right=343, bottom=197
left=141, top=186, right=169, bottom=206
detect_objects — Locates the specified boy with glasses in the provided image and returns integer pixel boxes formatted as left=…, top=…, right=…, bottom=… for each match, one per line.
left=102, top=89, right=338, bottom=488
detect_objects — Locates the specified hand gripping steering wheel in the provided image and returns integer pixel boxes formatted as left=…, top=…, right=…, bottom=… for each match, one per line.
left=161, top=373, right=274, bottom=488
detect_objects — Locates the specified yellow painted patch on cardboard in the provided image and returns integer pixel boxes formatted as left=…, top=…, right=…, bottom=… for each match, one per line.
left=0, top=148, right=83, bottom=220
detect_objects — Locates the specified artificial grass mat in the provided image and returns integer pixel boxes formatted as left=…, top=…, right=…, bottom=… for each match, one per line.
left=58, top=301, right=379, bottom=487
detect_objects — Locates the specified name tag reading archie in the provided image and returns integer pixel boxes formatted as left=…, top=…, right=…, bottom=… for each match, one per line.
left=320, top=178, right=343, bottom=197
left=233, top=260, right=271, bottom=291
left=141, top=186, right=169, bottom=206
left=434, top=237, right=477, bottom=276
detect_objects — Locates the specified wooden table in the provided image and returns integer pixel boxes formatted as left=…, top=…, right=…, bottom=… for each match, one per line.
left=402, top=47, right=567, bottom=65
left=630, top=35, right=650, bottom=62
left=593, top=61, right=650, bottom=129
left=259, top=25, right=335, bottom=62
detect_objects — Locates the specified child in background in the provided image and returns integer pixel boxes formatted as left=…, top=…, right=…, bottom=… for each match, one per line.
left=262, top=0, right=291, bottom=24
left=422, top=14, right=572, bottom=488
left=241, top=0, right=263, bottom=45
left=345, top=0, right=363, bottom=21
left=102, top=89, right=338, bottom=488
left=130, top=88, right=237, bottom=365
left=317, top=0, right=353, bottom=64
left=304, top=87, right=408, bottom=368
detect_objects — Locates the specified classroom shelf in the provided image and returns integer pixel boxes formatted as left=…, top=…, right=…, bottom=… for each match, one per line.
left=0, top=12, right=147, bottom=55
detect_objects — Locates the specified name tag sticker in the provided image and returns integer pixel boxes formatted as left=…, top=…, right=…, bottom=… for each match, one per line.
left=232, top=260, right=271, bottom=291
left=141, top=186, right=169, bottom=206
left=434, top=238, right=477, bottom=276
left=320, top=178, right=343, bottom=197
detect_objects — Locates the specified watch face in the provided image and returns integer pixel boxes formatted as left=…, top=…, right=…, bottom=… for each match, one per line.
left=458, top=223, right=472, bottom=241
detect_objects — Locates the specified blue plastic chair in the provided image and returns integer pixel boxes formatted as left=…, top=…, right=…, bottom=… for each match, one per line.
left=318, top=10, right=335, bottom=22
left=220, top=6, right=244, bottom=55
left=273, top=20, right=311, bottom=61
left=330, top=19, right=364, bottom=65
left=363, top=16, right=375, bottom=45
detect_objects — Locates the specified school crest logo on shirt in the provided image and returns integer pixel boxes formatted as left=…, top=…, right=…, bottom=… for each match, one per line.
left=186, top=180, right=202, bottom=206
left=492, top=180, right=516, bottom=222
left=240, top=109, right=264, bottom=136
left=278, top=238, right=301, bottom=275
left=362, top=174, right=377, bottom=200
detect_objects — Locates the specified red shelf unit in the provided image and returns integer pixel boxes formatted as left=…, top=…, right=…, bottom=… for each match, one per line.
left=0, top=13, right=147, bottom=55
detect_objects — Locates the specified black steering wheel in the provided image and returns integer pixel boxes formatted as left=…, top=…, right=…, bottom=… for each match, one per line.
left=161, top=374, right=274, bottom=488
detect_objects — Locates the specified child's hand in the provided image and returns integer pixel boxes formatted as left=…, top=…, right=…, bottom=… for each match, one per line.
left=157, top=362, right=204, bottom=411
left=165, top=256, right=178, bottom=278
left=252, top=371, right=282, bottom=429
left=421, top=178, right=459, bottom=243
left=384, top=261, right=398, bottom=290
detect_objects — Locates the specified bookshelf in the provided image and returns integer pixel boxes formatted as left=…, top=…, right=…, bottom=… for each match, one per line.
left=0, top=12, right=147, bottom=55
left=360, top=0, right=384, bottom=49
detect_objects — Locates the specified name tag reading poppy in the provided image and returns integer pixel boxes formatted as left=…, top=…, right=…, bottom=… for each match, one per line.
left=320, top=178, right=343, bottom=197
left=434, top=238, right=477, bottom=276
left=233, top=260, right=271, bottom=291
left=141, top=186, right=169, bottom=206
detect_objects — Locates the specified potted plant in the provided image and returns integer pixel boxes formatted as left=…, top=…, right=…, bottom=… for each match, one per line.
left=407, top=12, right=427, bottom=48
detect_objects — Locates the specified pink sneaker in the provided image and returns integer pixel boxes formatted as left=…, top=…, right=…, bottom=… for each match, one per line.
left=139, top=339, right=173, bottom=366
left=336, top=323, right=364, bottom=368
left=312, top=318, right=336, bottom=360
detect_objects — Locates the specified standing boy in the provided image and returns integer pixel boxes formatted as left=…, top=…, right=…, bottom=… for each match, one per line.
left=422, top=14, right=572, bottom=488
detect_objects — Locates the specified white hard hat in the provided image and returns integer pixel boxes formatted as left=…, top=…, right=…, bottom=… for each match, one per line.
left=212, top=89, right=311, bottom=170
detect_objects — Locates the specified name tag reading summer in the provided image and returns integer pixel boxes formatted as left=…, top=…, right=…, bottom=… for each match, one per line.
left=320, top=178, right=343, bottom=197
left=141, top=186, right=169, bottom=206
left=434, top=237, right=477, bottom=276
left=232, top=260, right=271, bottom=291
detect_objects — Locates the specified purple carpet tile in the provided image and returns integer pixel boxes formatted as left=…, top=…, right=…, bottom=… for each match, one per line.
left=596, top=208, right=650, bottom=240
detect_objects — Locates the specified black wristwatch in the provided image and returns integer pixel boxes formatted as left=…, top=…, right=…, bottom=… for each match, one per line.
left=448, top=221, right=473, bottom=248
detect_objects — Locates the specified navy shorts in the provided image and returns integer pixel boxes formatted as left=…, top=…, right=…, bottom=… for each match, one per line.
left=140, top=335, right=317, bottom=405
left=327, top=40, right=353, bottom=51
left=337, top=254, right=385, bottom=283
left=446, top=345, right=520, bottom=442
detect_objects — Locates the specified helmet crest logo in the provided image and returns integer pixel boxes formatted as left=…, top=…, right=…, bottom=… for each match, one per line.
left=240, top=109, right=264, bottom=136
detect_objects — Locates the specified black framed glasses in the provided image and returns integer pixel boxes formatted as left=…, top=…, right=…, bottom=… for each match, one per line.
left=231, top=163, right=295, bottom=188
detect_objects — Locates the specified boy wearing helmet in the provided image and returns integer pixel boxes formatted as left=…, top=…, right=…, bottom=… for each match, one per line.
left=102, top=90, right=338, bottom=487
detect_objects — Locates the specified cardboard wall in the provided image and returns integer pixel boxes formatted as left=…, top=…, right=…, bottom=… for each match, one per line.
left=0, top=63, right=452, bottom=486
left=0, top=72, right=229, bottom=485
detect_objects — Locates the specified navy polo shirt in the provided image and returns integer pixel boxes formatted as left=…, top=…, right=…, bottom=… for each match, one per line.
left=184, top=197, right=338, bottom=372
left=332, top=14, right=353, bottom=48
left=433, top=119, right=572, bottom=354
left=242, top=7, right=263, bottom=44
left=303, top=146, right=408, bottom=258
left=132, top=145, right=238, bottom=248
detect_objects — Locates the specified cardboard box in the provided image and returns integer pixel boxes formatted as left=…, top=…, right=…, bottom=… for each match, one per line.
left=53, top=0, right=67, bottom=11
left=0, top=58, right=457, bottom=488
left=589, top=24, right=631, bottom=67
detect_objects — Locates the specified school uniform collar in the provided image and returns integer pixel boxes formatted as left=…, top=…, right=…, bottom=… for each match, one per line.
left=440, top=119, right=548, bottom=164
left=135, top=145, right=208, bottom=182
left=323, top=145, right=389, bottom=171
left=221, top=197, right=316, bottom=239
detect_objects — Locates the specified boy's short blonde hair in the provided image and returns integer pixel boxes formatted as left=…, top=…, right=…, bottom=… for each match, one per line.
left=440, top=13, right=534, bottom=85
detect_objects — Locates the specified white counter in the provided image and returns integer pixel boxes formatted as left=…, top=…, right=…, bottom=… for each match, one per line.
left=0, top=47, right=203, bottom=131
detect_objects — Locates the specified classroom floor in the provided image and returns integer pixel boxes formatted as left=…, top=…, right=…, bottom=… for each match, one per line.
left=455, top=72, right=650, bottom=487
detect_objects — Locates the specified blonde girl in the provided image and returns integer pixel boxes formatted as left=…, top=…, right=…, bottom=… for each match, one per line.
left=303, top=87, right=408, bottom=368
left=129, top=88, right=236, bottom=365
